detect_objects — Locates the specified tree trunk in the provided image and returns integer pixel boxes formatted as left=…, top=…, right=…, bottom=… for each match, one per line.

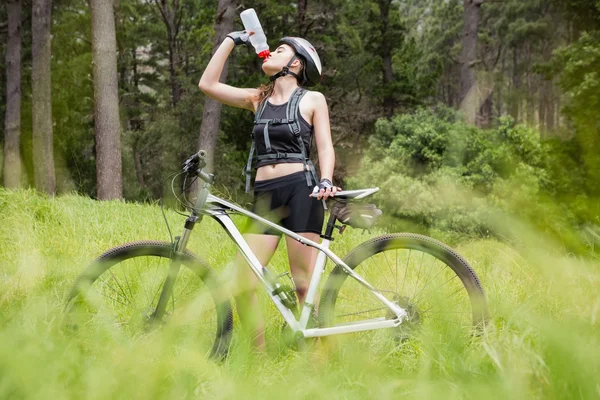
left=478, top=91, right=493, bottom=128
left=510, top=46, right=520, bottom=120
left=130, top=48, right=146, bottom=190
left=546, top=84, right=555, bottom=132
left=540, top=40, right=555, bottom=136
left=379, top=0, right=395, bottom=117
left=297, top=0, right=308, bottom=37
left=3, top=0, right=22, bottom=189
left=133, top=139, right=145, bottom=188
left=91, top=0, right=123, bottom=200
left=154, top=0, right=181, bottom=108
left=32, top=0, right=56, bottom=194
left=526, top=43, right=535, bottom=126
left=459, top=0, right=484, bottom=125
left=197, top=0, right=235, bottom=172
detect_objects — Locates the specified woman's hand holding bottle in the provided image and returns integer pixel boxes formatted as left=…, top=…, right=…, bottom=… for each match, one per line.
left=226, top=30, right=253, bottom=46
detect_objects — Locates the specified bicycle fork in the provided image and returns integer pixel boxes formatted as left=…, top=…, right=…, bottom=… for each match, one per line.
left=151, top=214, right=200, bottom=323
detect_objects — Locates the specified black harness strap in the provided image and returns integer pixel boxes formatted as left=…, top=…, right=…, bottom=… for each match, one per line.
left=286, top=88, right=318, bottom=188
left=245, top=87, right=320, bottom=197
left=244, top=99, right=269, bottom=191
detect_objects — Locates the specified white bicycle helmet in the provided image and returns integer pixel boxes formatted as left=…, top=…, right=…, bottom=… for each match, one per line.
left=270, top=36, right=322, bottom=86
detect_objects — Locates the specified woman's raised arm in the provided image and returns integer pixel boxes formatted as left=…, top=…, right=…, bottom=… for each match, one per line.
left=198, top=36, right=259, bottom=112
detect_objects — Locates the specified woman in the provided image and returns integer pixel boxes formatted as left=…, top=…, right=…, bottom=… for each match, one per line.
left=198, top=31, right=339, bottom=350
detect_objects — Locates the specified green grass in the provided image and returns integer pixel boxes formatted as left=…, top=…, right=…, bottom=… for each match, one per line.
left=1, top=188, right=599, bottom=399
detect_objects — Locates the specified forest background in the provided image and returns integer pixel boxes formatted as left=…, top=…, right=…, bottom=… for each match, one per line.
left=1, top=0, right=599, bottom=251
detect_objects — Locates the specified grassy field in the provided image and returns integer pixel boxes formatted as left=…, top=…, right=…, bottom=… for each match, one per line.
left=1, top=188, right=599, bottom=399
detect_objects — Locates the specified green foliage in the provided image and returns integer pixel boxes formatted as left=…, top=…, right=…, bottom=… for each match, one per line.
left=348, top=107, right=595, bottom=245
left=552, top=32, right=600, bottom=197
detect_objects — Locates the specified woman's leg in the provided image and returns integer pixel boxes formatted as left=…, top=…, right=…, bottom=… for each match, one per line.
left=285, top=232, right=320, bottom=305
left=233, top=233, right=280, bottom=351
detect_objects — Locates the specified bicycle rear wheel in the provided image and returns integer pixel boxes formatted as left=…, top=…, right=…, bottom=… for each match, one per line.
left=66, top=241, right=233, bottom=359
left=319, top=233, right=487, bottom=348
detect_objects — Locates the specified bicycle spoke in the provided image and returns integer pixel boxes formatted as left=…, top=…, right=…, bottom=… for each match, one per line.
left=419, top=285, right=464, bottom=315
left=99, top=290, right=130, bottom=308
left=411, top=264, right=455, bottom=303
left=336, top=294, right=374, bottom=308
left=368, top=257, right=394, bottom=291
left=411, top=256, right=443, bottom=302
left=381, top=250, right=396, bottom=290
left=174, top=275, right=195, bottom=304
left=132, top=257, right=151, bottom=306
left=336, top=306, right=388, bottom=319
left=401, top=249, right=411, bottom=295
left=106, top=270, right=131, bottom=305
left=121, top=264, right=135, bottom=303
left=422, top=310, right=470, bottom=315
left=395, top=249, right=398, bottom=294
left=411, top=251, right=427, bottom=299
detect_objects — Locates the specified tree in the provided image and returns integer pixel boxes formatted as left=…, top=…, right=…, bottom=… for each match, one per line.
left=3, top=0, right=22, bottom=188
left=459, top=0, right=484, bottom=125
left=90, top=0, right=122, bottom=199
left=32, top=0, right=56, bottom=193
left=378, top=0, right=397, bottom=117
left=197, top=0, right=235, bottom=171
left=153, top=0, right=182, bottom=108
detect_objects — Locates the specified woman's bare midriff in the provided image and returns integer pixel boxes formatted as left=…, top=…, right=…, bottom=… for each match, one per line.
left=255, top=162, right=306, bottom=181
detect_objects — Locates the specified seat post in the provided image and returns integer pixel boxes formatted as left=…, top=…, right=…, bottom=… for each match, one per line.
left=321, top=202, right=343, bottom=240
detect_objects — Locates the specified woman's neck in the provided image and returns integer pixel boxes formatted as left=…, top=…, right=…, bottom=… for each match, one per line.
left=269, top=76, right=299, bottom=103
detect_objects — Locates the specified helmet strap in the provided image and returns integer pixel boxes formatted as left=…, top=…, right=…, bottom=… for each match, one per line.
left=269, top=55, right=303, bottom=84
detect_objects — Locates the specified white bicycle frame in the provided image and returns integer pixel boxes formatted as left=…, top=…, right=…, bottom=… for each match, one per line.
left=193, top=190, right=408, bottom=339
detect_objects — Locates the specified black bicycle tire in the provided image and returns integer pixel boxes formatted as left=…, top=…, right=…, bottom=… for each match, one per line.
left=319, top=233, right=488, bottom=333
left=66, top=240, right=233, bottom=359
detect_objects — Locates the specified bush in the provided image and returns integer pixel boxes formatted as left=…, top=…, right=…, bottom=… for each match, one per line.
left=348, top=106, right=594, bottom=245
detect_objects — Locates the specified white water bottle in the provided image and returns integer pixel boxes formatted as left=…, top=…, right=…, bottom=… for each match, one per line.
left=240, top=8, right=270, bottom=59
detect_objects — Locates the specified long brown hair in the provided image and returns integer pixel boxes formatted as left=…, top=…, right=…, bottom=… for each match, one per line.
left=255, top=82, right=275, bottom=105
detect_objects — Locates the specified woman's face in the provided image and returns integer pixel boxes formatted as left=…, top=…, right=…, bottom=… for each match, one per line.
left=261, top=44, right=300, bottom=76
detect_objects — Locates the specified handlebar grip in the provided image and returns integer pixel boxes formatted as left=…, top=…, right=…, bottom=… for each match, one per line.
left=184, top=150, right=207, bottom=165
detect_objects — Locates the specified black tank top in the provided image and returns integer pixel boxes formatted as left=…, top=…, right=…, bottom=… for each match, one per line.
left=253, top=100, right=314, bottom=168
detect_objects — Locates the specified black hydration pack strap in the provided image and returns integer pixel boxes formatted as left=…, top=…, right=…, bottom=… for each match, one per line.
left=244, top=98, right=269, bottom=192
left=256, top=152, right=304, bottom=161
left=245, top=87, right=319, bottom=194
left=286, top=88, right=319, bottom=188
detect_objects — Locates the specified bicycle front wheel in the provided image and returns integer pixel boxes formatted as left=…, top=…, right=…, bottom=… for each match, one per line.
left=66, top=241, right=233, bottom=359
left=319, top=233, right=488, bottom=347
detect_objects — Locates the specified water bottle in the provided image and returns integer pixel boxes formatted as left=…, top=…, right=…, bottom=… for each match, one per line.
left=240, top=8, right=270, bottom=59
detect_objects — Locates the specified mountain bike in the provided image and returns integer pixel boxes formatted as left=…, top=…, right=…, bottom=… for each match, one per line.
left=66, top=151, right=488, bottom=359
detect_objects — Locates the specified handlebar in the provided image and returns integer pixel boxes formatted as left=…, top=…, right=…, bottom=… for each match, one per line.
left=182, top=150, right=214, bottom=184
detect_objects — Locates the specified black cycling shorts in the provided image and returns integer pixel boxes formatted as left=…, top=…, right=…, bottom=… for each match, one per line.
left=244, top=171, right=324, bottom=236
